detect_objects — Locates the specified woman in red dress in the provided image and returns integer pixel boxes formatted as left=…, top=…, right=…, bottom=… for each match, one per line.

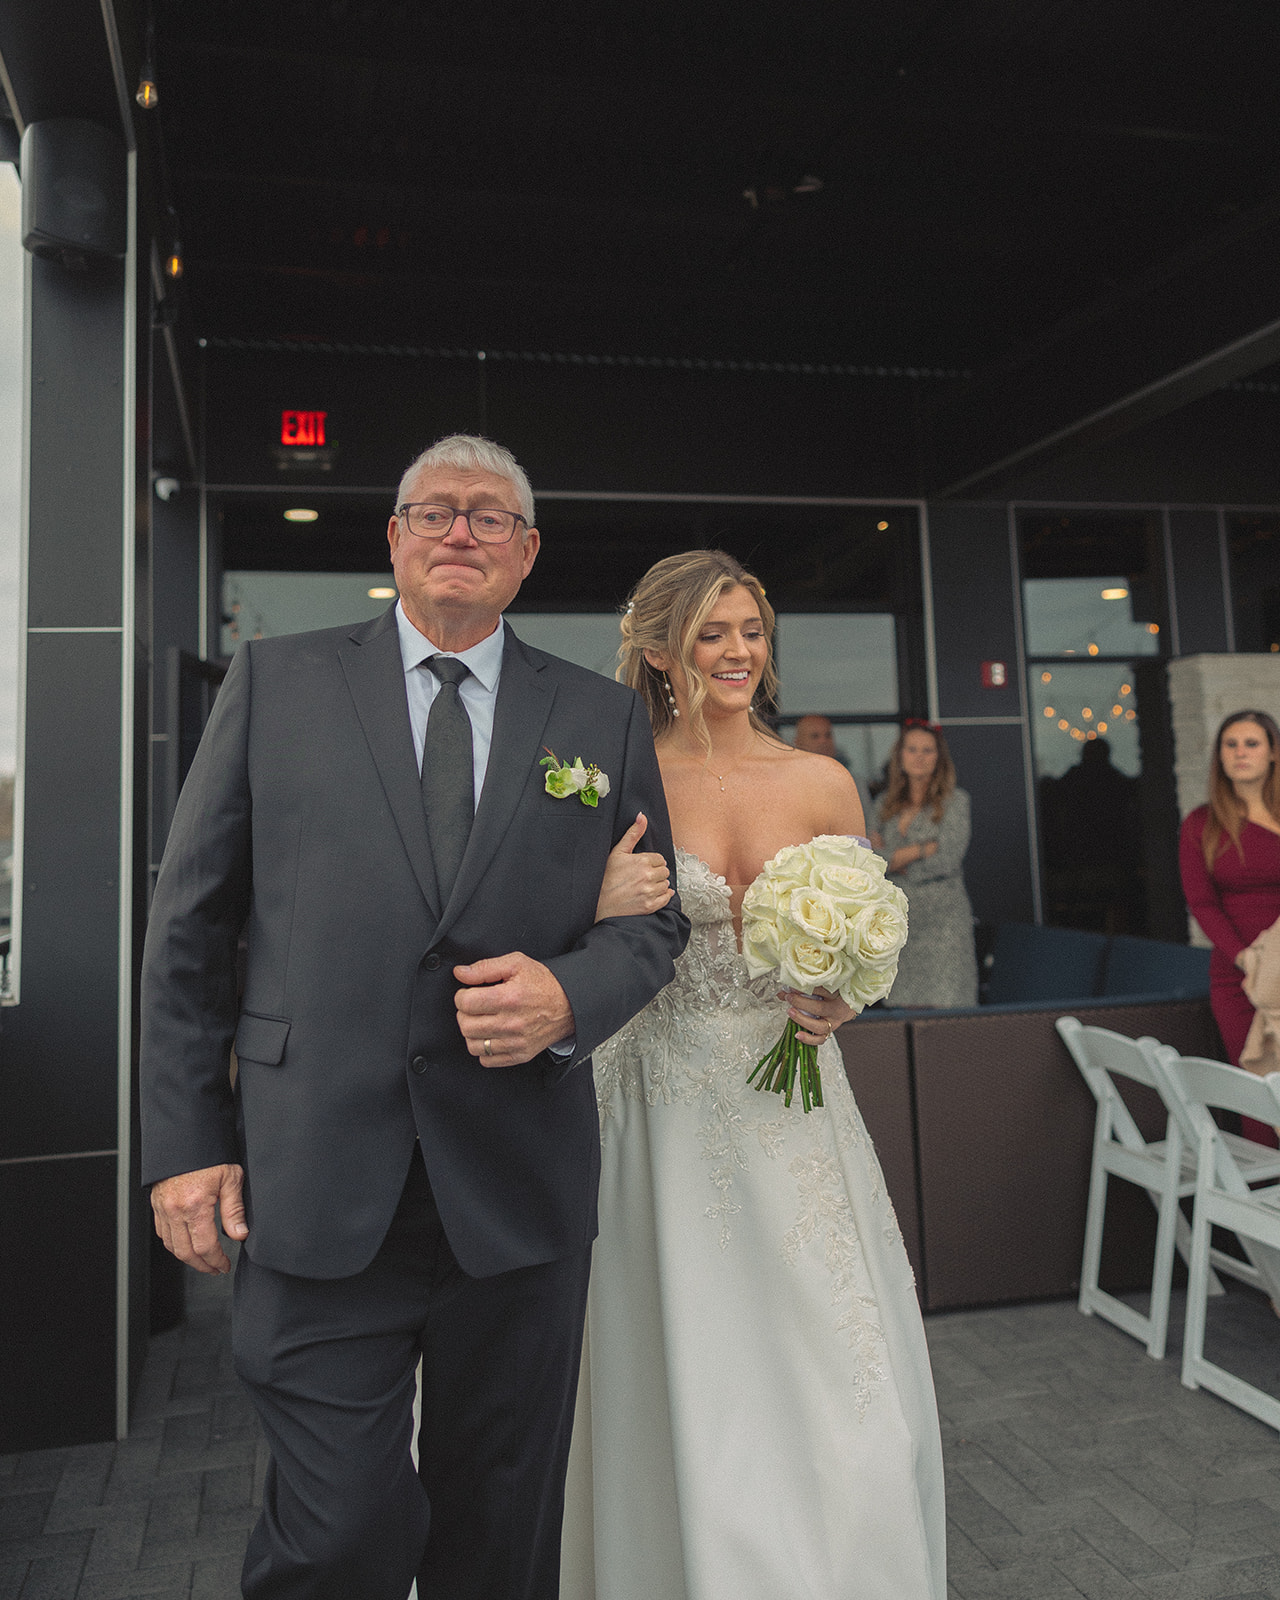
left=1179, top=708, right=1280, bottom=1145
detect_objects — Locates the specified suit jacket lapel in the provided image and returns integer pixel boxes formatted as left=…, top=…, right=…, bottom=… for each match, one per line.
left=338, top=606, right=442, bottom=921
left=437, top=626, right=552, bottom=934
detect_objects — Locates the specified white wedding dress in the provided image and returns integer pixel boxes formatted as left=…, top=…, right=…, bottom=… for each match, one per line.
left=560, top=850, right=946, bottom=1600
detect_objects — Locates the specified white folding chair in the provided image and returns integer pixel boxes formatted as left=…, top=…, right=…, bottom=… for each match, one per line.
left=1148, top=1048, right=1280, bottom=1433
left=1056, top=1017, right=1264, bottom=1359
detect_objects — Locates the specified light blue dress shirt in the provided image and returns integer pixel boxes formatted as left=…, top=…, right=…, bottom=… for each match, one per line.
left=395, top=601, right=505, bottom=805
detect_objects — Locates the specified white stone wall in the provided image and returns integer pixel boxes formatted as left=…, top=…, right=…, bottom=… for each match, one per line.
left=1167, top=654, right=1280, bottom=821
left=1167, top=654, right=1280, bottom=945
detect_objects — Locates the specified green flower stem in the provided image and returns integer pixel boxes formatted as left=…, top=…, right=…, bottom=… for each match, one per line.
left=748, top=1017, right=825, bottom=1114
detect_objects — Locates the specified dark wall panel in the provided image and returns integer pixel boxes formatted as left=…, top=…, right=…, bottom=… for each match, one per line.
left=938, top=723, right=1036, bottom=928
left=0, top=1155, right=117, bottom=1450
left=3, top=632, right=122, bottom=1157
left=26, top=256, right=125, bottom=629
left=1168, top=508, right=1230, bottom=656
left=927, top=503, right=1021, bottom=721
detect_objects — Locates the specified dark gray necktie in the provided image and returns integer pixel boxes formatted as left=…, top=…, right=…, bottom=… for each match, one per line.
left=421, top=656, right=474, bottom=903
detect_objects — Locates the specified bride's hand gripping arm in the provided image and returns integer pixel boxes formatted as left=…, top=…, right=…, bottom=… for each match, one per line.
left=595, top=812, right=675, bottom=920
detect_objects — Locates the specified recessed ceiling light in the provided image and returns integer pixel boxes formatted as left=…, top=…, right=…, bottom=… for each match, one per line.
left=877, top=520, right=889, bottom=531
left=283, top=508, right=319, bottom=523
left=367, top=587, right=396, bottom=600
left=1101, top=587, right=1128, bottom=599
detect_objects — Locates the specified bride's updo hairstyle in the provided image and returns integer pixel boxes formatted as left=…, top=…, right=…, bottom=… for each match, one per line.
left=618, top=549, right=780, bottom=750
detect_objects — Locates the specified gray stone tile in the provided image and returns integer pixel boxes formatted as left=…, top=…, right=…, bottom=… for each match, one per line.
left=16, top=1553, right=86, bottom=1599
left=73, top=1569, right=190, bottom=1600
left=80, top=1512, right=148, bottom=1578
left=0, top=1497, right=52, bottom=1541
left=1136, top=1553, right=1280, bottom=1599
left=189, top=1555, right=241, bottom=1600
left=194, top=1472, right=248, bottom=1518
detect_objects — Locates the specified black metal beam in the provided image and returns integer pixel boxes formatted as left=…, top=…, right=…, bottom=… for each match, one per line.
left=924, top=188, right=1280, bottom=499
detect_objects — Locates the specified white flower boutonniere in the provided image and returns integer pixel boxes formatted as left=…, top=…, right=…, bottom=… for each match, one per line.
left=540, top=748, right=611, bottom=808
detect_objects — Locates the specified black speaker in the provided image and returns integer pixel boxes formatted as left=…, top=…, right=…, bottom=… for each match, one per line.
left=20, top=118, right=126, bottom=265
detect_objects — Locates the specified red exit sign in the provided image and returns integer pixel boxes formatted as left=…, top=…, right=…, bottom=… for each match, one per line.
left=280, top=410, right=327, bottom=446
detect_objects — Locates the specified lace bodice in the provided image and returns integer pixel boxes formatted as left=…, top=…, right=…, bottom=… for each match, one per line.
left=664, top=847, right=782, bottom=1006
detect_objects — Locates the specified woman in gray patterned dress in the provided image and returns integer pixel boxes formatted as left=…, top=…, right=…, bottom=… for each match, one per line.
left=870, top=719, right=978, bottom=1007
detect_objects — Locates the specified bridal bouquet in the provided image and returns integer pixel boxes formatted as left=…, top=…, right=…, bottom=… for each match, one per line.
left=742, top=836, right=908, bottom=1112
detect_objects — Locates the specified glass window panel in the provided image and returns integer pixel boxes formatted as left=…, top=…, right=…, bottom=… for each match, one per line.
left=0, top=167, right=22, bottom=962
left=1027, top=663, right=1141, bottom=779
left=220, top=571, right=398, bottom=653
left=1023, top=576, right=1161, bottom=658
left=775, top=613, right=897, bottom=714
left=506, top=614, right=623, bottom=678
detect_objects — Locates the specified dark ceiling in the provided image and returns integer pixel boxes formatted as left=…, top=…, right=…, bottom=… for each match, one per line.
left=153, top=0, right=1280, bottom=375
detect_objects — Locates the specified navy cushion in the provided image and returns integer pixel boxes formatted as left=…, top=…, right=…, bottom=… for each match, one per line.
left=1101, top=933, right=1210, bottom=998
left=985, top=922, right=1108, bottom=1005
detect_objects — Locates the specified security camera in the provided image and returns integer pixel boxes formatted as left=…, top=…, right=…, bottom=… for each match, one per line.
left=154, top=477, right=180, bottom=502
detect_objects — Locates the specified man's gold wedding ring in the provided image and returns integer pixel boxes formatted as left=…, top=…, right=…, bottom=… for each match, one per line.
left=484, top=1038, right=493, bottom=1056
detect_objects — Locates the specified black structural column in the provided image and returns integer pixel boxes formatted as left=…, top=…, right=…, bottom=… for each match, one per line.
left=0, top=142, right=146, bottom=1447
left=922, top=502, right=1037, bottom=927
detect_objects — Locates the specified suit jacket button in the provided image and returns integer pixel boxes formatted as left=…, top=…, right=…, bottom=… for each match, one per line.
left=411, top=1055, right=428, bottom=1074
left=424, top=953, right=442, bottom=971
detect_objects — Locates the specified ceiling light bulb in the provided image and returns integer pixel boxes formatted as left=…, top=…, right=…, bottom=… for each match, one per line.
left=283, top=508, right=319, bottom=523
left=135, top=78, right=159, bottom=109
left=367, top=587, right=396, bottom=599
left=164, top=250, right=183, bottom=280
left=1101, top=587, right=1128, bottom=600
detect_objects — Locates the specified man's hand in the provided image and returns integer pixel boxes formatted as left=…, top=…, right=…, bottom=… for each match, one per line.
left=454, top=953, right=576, bottom=1068
left=151, top=1164, right=248, bottom=1275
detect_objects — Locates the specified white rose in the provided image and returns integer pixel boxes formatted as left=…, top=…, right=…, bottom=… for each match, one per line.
left=589, top=769, right=610, bottom=798
left=742, top=875, right=790, bottom=922
left=764, top=842, right=816, bottom=891
left=802, top=835, right=858, bottom=874
left=742, top=916, right=783, bottom=979
left=840, top=957, right=898, bottom=1012
left=778, top=933, right=850, bottom=994
left=814, top=863, right=879, bottom=912
left=848, top=897, right=909, bottom=968
left=565, top=759, right=590, bottom=792
left=788, top=887, right=847, bottom=949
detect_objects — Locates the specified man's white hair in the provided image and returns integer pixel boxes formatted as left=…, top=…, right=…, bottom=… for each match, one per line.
left=395, top=434, right=536, bottom=526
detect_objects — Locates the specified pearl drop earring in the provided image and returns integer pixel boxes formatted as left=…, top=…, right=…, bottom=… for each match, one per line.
left=662, top=672, right=679, bottom=717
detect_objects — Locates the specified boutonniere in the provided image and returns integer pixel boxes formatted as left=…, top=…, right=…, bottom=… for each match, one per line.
left=541, top=748, right=611, bottom=808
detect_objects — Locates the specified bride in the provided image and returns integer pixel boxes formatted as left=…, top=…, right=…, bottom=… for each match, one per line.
left=559, top=551, right=945, bottom=1600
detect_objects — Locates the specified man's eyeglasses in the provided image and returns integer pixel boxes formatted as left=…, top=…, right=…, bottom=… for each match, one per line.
left=396, top=503, right=528, bottom=545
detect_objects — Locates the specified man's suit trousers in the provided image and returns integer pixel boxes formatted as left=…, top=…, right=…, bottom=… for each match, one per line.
left=233, top=1147, right=593, bottom=1600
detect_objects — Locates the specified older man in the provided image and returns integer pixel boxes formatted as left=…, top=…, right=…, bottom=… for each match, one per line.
left=793, top=713, right=839, bottom=760
left=141, top=435, right=687, bottom=1600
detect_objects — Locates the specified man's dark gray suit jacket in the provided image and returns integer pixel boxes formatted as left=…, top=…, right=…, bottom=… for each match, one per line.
left=139, top=607, right=688, bottom=1281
